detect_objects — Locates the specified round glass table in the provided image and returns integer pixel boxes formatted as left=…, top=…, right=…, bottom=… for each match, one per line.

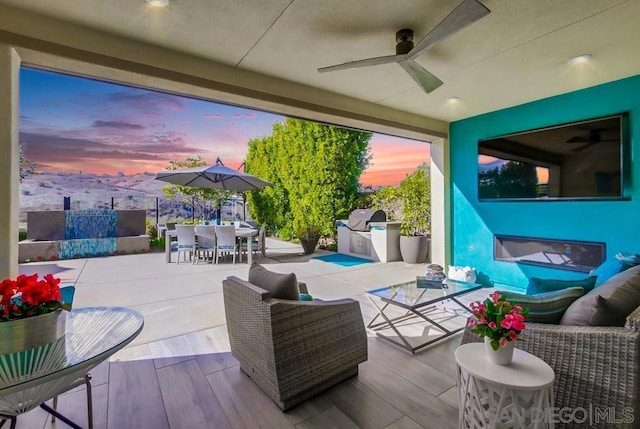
left=0, top=307, right=144, bottom=428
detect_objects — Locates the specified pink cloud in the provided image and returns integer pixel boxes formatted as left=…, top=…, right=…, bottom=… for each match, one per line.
left=361, top=135, right=430, bottom=186
left=204, top=113, right=223, bottom=119
left=231, top=114, right=242, bottom=119
left=244, top=113, right=258, bottom=119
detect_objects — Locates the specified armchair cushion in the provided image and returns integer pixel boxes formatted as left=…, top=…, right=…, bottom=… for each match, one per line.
left=299, top=293, right=314, bottom=301
left=498, top=287, right=584, bottom=324
left=526, top=275, right=596, bottom=295
left=248, top=263, right=300, bottom=300
left=561, top=264, right=640, bottom=326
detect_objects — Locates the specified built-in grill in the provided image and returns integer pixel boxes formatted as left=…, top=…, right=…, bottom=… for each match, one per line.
left=347, top=209, right=387, bottom=232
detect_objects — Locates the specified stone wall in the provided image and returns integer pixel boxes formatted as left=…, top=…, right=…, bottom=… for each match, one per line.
left=27, top=209, right=146, bottom=240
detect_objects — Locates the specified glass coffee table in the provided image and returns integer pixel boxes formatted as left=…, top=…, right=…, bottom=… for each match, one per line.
left=0, top=307, right=144, bottom=428
left=367, top=279, right=481, bottom=353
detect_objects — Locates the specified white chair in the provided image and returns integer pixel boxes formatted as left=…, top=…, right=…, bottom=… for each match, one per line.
left=175, top=225, right=196, bottom=264
left=214, top=225, right=237, bottom=264
left=194, top=225, right=216, bottom=264
left=241, top=224, right=265, bottom=260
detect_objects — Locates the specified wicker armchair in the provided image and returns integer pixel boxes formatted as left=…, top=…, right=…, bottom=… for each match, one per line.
left=223, top=276, right=368, bottom=411
left=461, top=305, right=640, bottom=429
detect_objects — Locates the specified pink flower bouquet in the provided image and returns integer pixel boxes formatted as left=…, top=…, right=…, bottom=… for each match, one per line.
left=468, top=292, right=528, bottom=350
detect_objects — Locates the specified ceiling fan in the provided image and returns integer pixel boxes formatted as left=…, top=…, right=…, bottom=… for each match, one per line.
left=317, top=0, right=490, bottom=94
left=566, top=129, right=618, bottom=152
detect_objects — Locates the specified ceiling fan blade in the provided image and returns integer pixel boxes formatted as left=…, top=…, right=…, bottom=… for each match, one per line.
left=318, top=54, right=407, bottom=73
left=571, top=142, right=598, bottom=152
left=398, top=60, right=444, bottom=93
left=408, top=0, right=490, bottom=60
left=566, top=136, right=589, bottom=143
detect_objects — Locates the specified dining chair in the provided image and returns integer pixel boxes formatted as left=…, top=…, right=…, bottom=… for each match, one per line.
left=175, top=225, right=196, bottom=264
left=214, top=225, right=237, bottom=264
left=194, top=225, right=216, bottom=264
left=241, top=224, right=265, bottom=260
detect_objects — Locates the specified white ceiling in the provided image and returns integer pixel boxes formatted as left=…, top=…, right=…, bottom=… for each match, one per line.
left=1, top=0, right=639, bottom=123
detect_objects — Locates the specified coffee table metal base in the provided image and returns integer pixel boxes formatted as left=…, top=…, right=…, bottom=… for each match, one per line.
left=367, top=296, right=472, bottom=354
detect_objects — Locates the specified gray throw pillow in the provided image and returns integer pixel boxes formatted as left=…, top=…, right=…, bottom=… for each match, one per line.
left=560, top=264, right=640, bottom=326
left=248, top=263, right=300, bottom=300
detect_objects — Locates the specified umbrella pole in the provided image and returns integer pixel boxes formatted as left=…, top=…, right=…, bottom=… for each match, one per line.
left=242, top=192, right=246, bottom=221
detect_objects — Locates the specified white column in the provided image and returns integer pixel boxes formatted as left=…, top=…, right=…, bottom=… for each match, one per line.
left=0, top=45, right=21, bottom=279
left=430, top=136, right=450, bottom=267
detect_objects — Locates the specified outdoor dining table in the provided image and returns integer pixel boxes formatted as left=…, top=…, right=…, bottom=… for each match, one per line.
left=164, top=226, right=258, bottom=264
left=235, top=227, right=259, bottom=265
left=0, top=307, right=144, bottom=428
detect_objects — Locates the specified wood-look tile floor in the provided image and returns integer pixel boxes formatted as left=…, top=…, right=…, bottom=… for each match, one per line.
left=14, top=289, right=490, bottom=429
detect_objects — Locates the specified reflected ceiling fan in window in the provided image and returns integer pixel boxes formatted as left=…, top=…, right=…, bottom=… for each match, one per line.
left=317, top=0, right=490, bottom=94
left=566, top=129, right=618, bottom=152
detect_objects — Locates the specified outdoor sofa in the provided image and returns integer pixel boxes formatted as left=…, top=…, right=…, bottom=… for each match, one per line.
left=462, top=265, right=640, bottom=429
left=223, top=269, right=368, bottom=411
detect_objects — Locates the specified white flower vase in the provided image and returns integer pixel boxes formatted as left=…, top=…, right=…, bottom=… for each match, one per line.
left=484, top=337, right=515, bottom=365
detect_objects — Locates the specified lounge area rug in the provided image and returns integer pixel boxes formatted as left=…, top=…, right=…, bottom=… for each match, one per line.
left=313, top=253, right=373, bottom=267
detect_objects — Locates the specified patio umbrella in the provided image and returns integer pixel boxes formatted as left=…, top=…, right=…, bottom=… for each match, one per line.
left=154, top=159, right=271, bottom=191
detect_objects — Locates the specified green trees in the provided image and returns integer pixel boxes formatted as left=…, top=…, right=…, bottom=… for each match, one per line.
left=366, top=164, right=431, bottom=236
left=19, top=143, right=36, bottom=182
left=398, top=164, right=431, bottom=236
left=245, top=136, right=292, bottom=237
left=162, top=156, right=232, bottom=220
left=479, top=160, right=538, bottom=198
left=246, top=118, right=371, bottom=241
left=369, top=185, right=401, bottom=221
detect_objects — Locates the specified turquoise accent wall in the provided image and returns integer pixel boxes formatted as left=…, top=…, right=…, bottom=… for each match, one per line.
left=450, top=75, right=640, bottom=291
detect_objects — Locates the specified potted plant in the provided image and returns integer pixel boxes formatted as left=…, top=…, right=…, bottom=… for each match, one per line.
left=398, top=165, right=431, bottom=263
left=295, top=224, right=322, bottom=254
left=291, top=201, right=325, bottom=255
left=467, top=292, right=528, bottom=365
left=0, top=273, right=67, bottom=354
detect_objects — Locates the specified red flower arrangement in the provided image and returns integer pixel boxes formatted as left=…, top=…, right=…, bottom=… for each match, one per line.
left=0, top=274, right=63, bottom=321
left=468, top=292, right=528, bottom=350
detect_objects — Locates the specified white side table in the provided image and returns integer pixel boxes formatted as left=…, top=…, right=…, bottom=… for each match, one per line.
left=455, top=343, right=555, bottom=429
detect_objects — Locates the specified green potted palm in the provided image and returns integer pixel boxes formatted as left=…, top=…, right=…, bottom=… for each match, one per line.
left=399, top=165, right=431, bottom=263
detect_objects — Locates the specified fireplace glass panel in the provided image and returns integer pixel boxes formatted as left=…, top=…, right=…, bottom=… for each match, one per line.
left=494, top=235, right=605, bottom=272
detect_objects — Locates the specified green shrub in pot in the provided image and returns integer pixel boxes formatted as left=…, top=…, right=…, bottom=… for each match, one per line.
left=399, top=165, right=431, bottom=263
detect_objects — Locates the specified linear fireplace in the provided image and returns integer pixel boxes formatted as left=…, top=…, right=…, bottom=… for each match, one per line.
left=494, top=235, right=605, bottom=272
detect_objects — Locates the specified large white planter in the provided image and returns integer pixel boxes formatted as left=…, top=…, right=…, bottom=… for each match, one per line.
left=399, top=235, right=429, bottom=263
left=484, top=337, right=515, bottom=366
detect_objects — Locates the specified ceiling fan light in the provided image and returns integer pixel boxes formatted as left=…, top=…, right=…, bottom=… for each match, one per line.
left=145, top=0, right=169, bottom=7
left=567, top=54, right=591, bottom=65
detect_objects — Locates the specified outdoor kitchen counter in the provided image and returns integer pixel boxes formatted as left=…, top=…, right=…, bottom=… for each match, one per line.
left=336, top=220, right=401, bottom=262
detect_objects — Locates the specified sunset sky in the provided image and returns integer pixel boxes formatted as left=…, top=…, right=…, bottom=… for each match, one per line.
left=19, top=68, right=430, bottom=187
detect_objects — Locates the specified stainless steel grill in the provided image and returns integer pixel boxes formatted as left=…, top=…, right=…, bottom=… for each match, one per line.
left=347, top=209, right=386, bottom=232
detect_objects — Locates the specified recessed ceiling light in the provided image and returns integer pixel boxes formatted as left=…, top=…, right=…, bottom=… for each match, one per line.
left=447, top=97, right=461, bottom=102
left=145, top=0, right=169, bottom=6
left=568, top=54, right=592, bottom=65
